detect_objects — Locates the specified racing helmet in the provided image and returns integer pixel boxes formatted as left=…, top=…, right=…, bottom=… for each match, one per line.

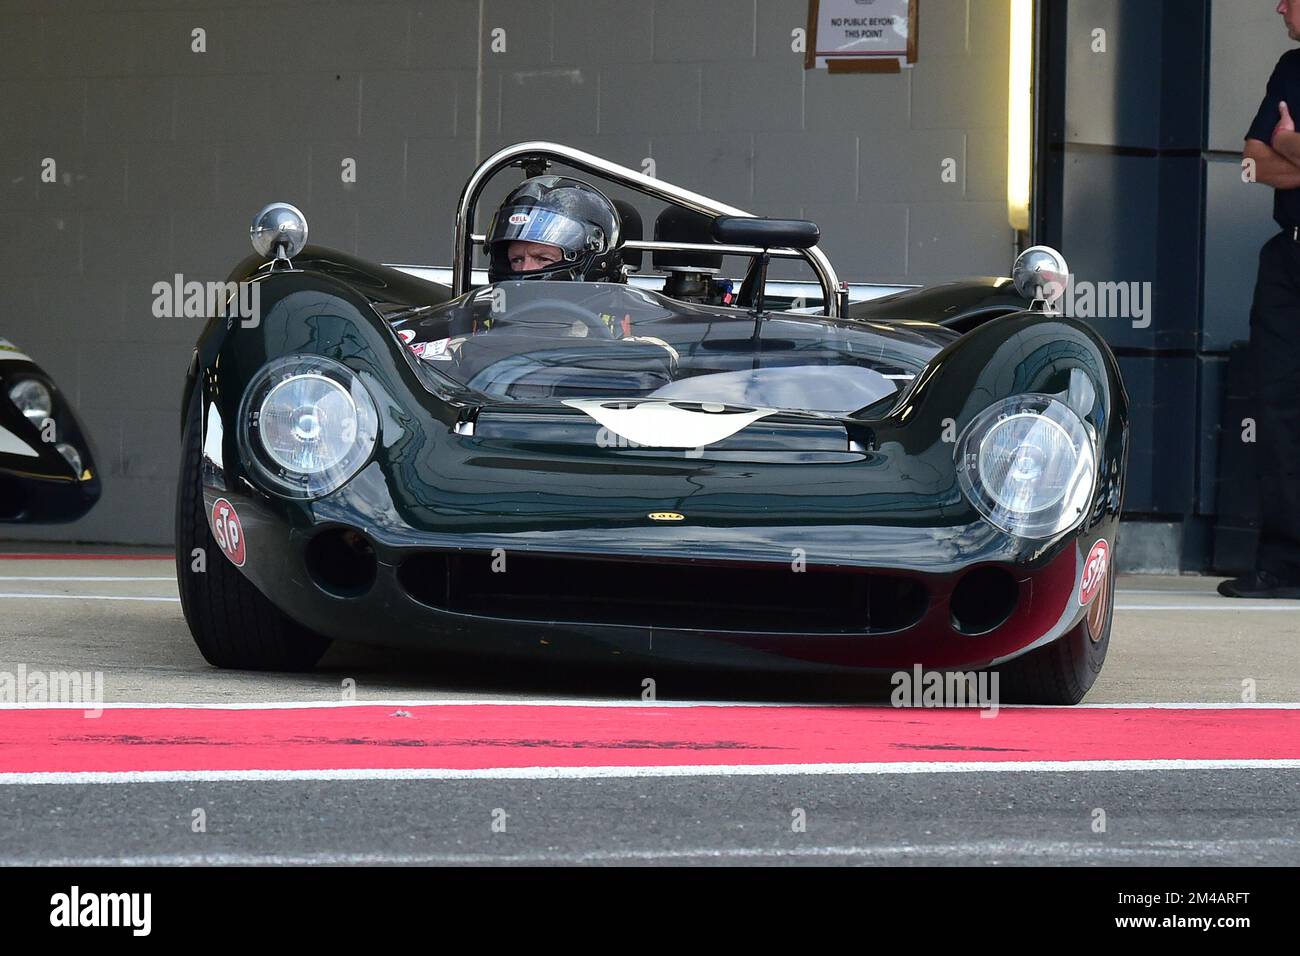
left=486, top=176, right=624, bottom=283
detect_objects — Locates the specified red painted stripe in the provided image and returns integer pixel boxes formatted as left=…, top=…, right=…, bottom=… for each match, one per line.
left=0, top=554, right=170, bottom=561
left=1, top=706, right=1297, bottom=774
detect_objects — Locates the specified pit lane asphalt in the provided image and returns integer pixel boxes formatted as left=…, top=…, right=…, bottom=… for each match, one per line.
left=2, top=547, right=1298, bottom=866
left=0, top=549, right=1296, bottom=704
left=1, top=770, right=1297, bottom=866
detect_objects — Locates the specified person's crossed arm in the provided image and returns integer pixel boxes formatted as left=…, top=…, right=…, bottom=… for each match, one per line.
left=1254, top=100, right=1300, bottom=189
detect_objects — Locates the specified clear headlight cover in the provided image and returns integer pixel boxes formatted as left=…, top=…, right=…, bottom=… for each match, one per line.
left=955, top=395, right=1097, bottom=538
left=8, top=379, right=52, bottom=425
left=240, top=356, right=379, bottom=498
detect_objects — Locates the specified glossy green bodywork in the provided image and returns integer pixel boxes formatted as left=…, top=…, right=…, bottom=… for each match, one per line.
left=182, top=245, right=1128, bottom=672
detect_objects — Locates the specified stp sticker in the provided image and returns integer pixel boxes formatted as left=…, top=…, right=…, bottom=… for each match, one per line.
left=1078, top=539, right=1109, bottom=606
left=210, top=497, right=246, bottom=568
left=508, top=213, right=529, bottom=225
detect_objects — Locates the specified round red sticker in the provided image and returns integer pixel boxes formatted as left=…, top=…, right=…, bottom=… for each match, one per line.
left=1078, top=539, right=1109, bottom=606
left=210, top=498, right=246, bottom=568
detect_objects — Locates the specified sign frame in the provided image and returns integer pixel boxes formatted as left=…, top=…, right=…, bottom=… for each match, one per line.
left=805, top=0, right=919, bottom=73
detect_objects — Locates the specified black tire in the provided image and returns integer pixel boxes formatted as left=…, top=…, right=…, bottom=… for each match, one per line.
left=996, top=564, right=1114, bottom=705
left=175, top=387, right=331, bottom=671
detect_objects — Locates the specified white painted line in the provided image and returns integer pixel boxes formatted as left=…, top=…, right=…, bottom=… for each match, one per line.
left=1117, top=604, right=1300, bottom=611
left=8, top=838, right=1299, bottom=866
left=1117, top=588, right=1233, bottom=596
left=0, top=593, right=179, bottom=603
left=2, top=758, right=1300, bottom=786
left=0, top=576, right=175, bottom=583
left=1, top=700, right=1297, bottom=711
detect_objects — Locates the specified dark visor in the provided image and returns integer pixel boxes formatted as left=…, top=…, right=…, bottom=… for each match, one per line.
left=488, top=206, right=594, bottom=258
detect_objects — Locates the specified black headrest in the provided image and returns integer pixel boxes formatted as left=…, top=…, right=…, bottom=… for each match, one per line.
left=711, top=216, right=820, bottom=250
left=611, top=199, right=642, bottom=273
left=653, top=207, right=723, bottom=272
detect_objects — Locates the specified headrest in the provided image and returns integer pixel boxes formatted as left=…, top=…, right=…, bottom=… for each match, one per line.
left=652, top=207, right=722, bottom=272
left=611, top=199, right=643, bottom=273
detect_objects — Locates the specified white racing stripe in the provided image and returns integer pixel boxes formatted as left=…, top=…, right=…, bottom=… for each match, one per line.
left=2, top=759, right=1300, bottom=786
left=0, top=425, right=38, bottom=458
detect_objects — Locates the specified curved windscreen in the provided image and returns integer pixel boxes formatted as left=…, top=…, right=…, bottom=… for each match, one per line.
left=392, top=281, right=946, bottom=416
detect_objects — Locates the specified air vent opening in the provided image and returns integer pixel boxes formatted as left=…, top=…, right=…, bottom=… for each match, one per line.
left=397, top=552, right=928, bottom=634
left=305, top=529, right=377, bottom=598
left=950, top=566, right=1019, bottom=636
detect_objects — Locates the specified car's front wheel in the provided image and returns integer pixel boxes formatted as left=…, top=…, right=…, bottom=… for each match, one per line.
left=175, top=388, right=332, bottom=671
left=996, top=563, right=1114, bottom=705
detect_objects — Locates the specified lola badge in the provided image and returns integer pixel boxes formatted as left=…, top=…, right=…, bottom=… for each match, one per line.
left=1078, top=539, right=1109, bottom=606
left=210, top=498, right=246, bottom=568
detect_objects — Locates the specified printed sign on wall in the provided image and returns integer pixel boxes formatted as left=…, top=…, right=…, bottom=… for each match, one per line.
left=806, top=0, right=918, bottom=73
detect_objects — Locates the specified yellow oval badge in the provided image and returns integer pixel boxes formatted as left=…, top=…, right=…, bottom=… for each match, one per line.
left=648, top=512, right=685, bottom=522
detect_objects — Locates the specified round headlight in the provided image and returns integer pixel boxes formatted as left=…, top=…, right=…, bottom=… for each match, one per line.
left=240, top=356, right=378, bottom=498
left=956, top=395, right=1096, bottom=538
left=8, top=379, right=52, bottom=425
left=259, top=374, right=359, bottom=475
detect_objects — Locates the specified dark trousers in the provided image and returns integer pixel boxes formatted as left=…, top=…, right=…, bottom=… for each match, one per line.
left=1249, top=232, right=1300, bottom=579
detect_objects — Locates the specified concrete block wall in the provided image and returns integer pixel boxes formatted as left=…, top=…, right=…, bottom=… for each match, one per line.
left=0, top=0, right=1012, bottom=544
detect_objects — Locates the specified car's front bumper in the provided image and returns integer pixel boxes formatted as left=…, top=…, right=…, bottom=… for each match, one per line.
left=204, top=468, right=1099, bottom=674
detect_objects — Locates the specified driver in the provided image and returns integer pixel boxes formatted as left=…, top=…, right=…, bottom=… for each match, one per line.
left=485, top=176, right=625, bottom=283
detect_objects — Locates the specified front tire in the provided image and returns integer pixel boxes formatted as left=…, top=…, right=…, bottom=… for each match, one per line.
left=175, top=387, right=332, bottom=671
left=996, top=563, right=1114, bottom=705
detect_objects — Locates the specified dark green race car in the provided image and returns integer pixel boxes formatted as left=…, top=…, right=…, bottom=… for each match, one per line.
left=176, top=142, right=1127, bottom=704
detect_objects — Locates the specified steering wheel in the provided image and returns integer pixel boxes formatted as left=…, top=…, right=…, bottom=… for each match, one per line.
left=485, top=297, right=616, bottom=339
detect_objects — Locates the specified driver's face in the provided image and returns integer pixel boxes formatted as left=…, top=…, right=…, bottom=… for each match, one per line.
left=507, top=241, right=565, bottom=272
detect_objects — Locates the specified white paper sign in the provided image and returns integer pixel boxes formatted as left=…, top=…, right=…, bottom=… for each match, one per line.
left=810, top=0, right=915, bottom=69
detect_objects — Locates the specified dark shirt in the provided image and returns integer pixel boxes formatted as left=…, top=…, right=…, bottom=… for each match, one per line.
left=1248, top=49, right=1300, bottom=229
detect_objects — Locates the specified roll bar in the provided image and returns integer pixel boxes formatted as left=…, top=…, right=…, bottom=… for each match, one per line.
left=452, top=141, right=846, bottom=317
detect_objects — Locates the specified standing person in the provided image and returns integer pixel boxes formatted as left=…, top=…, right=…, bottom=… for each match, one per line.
left=1223, top=0, right=1300, bottom=597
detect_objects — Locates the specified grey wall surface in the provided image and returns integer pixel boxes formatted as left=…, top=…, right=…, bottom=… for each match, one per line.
left=1, top=0, right=1014, bottom=545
